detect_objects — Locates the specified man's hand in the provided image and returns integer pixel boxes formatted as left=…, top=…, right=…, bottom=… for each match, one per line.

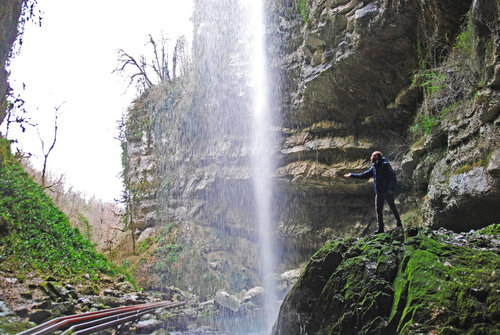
left=344, top=173, right=352, bottom=178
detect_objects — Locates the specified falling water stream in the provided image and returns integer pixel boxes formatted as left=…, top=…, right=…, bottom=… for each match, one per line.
left=170, top=0, right=280, bottom=333
left=246, top=0, right=280, bottom=332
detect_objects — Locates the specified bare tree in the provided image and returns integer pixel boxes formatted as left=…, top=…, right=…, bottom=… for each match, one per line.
left=148, top=34, right=171, bottom=82
left=114, top=49, right=154, bottom=91
left=38, top=105, right=61, bottom=188
left=114, top=33, right=189, bottom=93
left=173, top=35, right=189, bottom=78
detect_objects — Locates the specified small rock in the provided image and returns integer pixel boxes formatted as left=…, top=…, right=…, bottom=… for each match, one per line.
left=197, top=300, right=216, bottom=315
left=183, top=308, right=198, bottom=318
left=99, top=275, right=114, bottom=284
left=0, top=301, right=11, bottom=317
left=33, top=300, right=51, bottom=310
left=135, top=318, right=164, bottom=333
left=5, top=277, right=17, bottom=284
left=115, top=274, right=125, bottom=282
left=103, top=289, right=119, bottom=297
left=116, top=281, right=134, bottom=293
left=54, top=301, right=75, bottom=315
left=20, top=292, right=33, bottom=299
left=77, top=297, right=92, bottom=305
left=242, top=286, right=265, bottom=306
left=15, top=307, right=29, bottom=318
left=100, top=296, right=121, bottom=308
left=123, top=294, right=141, bottom=305
left=29, top=309, right=52, bottom=324
left=208, top=261, right=219, bottom=270
left=214, top=291, right=241, bottom=313
left=60, top=287, right=78, bottom=300
left=80, top=285, right=98, bottom=296
left=41, top=281, right=62, bottom=300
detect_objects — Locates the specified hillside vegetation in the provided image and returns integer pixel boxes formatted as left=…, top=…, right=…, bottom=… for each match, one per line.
left=20, top=161, right=127, bottom=252
left=0, top=139, right=130, bottom=282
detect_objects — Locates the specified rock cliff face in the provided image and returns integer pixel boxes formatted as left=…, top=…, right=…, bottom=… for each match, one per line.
left=122, top=0, right=500, bottom=298
left=0, top=0, right=23, bottom=124
left=269, top=0, right=491, bottom=251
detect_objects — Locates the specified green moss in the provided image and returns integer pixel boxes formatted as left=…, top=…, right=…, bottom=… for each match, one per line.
left=453, top=19, right=475, bottom=58
left=138, top=237, right=153, bottom=252
left=276, top=226, right=500, bottom=335
left=0, top=317, right=34, bottom=334
left=401, top=208, right=423, bottom=228
left=411, top=114, right=440, bottom=135
left=392, top=231, right=500, bottom=334
left=420, top=70, right=447, bottom=96
left=453, top=153, right=492, bottom=175
left=477, top=223, right=500, bottom=236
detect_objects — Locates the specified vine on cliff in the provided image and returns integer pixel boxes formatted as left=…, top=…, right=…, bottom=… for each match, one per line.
left=295, top=0, right=309, bottom=23
left=410, top=7, right=489, bottom=139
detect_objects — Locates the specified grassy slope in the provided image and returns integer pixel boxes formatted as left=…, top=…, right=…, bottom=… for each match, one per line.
left=0, top=139, right=130, bottom=282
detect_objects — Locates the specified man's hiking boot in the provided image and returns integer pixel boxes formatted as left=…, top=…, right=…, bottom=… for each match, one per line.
left=374, top=228, right=384, bottom=234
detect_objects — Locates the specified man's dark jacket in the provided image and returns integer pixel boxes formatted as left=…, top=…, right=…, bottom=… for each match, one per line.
left=350, top=157, right=397, bottom=194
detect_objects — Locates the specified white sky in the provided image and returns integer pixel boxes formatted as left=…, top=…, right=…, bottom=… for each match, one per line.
left=4, top=0, right=194, bottom=202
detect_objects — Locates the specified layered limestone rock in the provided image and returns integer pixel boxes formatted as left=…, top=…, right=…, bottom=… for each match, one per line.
left=269, top=0, right=474, bottom=255
left=401, top=0, right=500, bottom=231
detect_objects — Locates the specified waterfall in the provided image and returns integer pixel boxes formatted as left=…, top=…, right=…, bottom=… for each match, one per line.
left=175, top=0, right=281, bottom=332
left=246, top=0, right=280, bottom=332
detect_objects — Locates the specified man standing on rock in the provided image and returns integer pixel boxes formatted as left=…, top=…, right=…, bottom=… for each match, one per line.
left=344, top=151, right=403, bottom=234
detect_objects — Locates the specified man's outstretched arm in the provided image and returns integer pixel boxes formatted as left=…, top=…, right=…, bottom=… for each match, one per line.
left=344, top=167, right=374, bottom=179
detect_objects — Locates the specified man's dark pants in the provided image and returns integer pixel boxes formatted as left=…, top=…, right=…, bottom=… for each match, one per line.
left=375, top=191, right=402, bottom=231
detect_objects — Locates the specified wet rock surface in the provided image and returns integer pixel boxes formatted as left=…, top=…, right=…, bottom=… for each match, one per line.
left=120, top=0, right=498, bottom=322
left=273, top=224, right=500, bottom=335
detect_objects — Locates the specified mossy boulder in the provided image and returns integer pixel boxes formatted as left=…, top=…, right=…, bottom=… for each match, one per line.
left=273, top=225, right=500, bottom=334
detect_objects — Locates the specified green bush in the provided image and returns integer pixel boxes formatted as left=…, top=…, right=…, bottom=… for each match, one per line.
left=410, top=114, right=439, bottom=135
left=296, top=0, right=309, bottom=23
left=420, top=70, right=446, bottom=95
left=454, top=21, right=474, bottom=58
